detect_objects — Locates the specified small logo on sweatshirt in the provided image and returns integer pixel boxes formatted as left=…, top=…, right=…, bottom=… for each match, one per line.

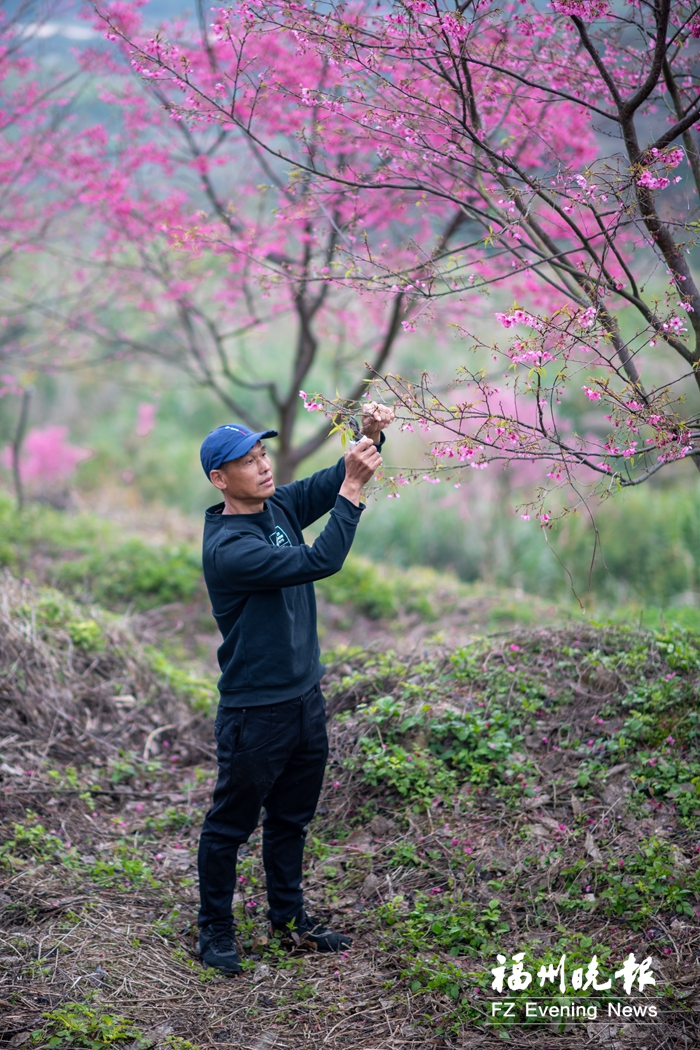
left=269, top=525, right=292, bottom=547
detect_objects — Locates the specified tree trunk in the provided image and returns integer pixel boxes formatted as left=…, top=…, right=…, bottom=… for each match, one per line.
left=274, top=444, right=297, bottom=487
left=11, top=389, right=31, bottom=512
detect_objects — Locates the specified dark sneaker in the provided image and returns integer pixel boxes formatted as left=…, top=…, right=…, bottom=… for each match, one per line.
left=270, top=911, right=352, bottom=952
left=199, top=926, right=243, bottom=974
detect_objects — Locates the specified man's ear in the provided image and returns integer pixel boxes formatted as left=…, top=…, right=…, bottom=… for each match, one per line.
left=209, top=468, right=226, bottom=491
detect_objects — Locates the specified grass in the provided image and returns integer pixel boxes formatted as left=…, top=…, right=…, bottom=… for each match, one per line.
left=2, top=569, right=699, bottom=1048
left=0, top=491, right=202, bottom=611
left=316, top=555, right=440, bottom=621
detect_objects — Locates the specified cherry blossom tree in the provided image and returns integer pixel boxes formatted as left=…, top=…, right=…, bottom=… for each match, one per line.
left=0, top=0, right=91, bottom=505
left=0, top=2, right=75, bottom=258
left=1, top=424, right=92, bottom=507
left=64, top=0, right=469, bottom=483
left=102, top=0, right=700, bottom=515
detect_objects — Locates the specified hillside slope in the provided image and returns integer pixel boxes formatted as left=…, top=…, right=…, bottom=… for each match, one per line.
left=1, top=573, right=699, bottom=1048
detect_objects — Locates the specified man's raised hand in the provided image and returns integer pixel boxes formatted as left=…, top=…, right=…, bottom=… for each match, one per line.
left=361, top=402, right=395, bottom=443
left=339, top=436, right=382, bottom=506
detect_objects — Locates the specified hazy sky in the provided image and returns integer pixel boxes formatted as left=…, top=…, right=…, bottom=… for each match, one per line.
left=16, top=1, right=198, bottom=45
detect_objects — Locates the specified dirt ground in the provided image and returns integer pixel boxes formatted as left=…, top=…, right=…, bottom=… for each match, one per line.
left=1, top=576, right=699, bottom=1050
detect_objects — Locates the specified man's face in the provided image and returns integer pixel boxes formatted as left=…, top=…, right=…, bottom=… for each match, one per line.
left=210, top=441, right=275, bottom=504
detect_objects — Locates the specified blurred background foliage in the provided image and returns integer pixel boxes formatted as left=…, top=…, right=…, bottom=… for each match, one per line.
left=0, top=5, right=698, bottom=633
left=0, top=350, right=698, bottom=631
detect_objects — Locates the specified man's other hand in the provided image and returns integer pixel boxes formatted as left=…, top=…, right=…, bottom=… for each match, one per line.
left=339, top=437, right=382, bottom=506
left=361, top=402, right=395, bottom=443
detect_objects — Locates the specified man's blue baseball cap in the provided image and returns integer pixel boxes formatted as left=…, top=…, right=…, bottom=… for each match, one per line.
left=200, top=423, right=278, bottom=478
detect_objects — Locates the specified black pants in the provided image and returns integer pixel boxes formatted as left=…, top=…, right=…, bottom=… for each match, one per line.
left=197, top=682, right=329, bottom=931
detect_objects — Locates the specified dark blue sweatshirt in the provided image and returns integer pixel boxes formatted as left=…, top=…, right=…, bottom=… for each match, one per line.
left=202, top=456, right=364, bottom=706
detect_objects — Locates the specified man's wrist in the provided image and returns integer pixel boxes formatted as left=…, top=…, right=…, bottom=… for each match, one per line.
left=339, top=480, right=363, bottom=506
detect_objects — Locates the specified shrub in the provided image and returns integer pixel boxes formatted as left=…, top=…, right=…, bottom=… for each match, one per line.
left=0, top=491, right=202, bottom=610
left=316, top=554, right=442, bottom=620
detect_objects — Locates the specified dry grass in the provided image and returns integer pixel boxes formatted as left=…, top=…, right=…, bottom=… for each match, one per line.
left=1, top=575, right=699, bottom=1049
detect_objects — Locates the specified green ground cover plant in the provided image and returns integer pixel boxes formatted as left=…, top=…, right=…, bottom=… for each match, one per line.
left=32, top=1001, right=149, bottom=1049
left=0, top=815, right=66, bottom=867
left=323, top=627, right=700, bottom=833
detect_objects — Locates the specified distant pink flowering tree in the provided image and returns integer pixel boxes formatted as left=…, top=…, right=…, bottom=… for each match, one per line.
left=104, top=0, right=700, bottom=516
left=0, top=1, right=108, bottom=515
left=1, top=425, right=92, bottom=499
left=16, top=426, right=92, bottom=482
left=0, top=1, right=90, bottom=382
left=135, top=402, right=157, bottom=438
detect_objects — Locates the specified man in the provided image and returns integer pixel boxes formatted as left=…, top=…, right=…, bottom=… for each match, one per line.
left=196, top=404, right=394, bottom=974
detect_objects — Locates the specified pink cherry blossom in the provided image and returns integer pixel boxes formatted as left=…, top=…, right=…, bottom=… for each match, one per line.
left=2, top=427, right=92, bottom=487
left=135, top=402, right=157, bottom=437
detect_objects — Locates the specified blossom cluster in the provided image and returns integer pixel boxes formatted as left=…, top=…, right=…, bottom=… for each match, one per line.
left=550, top=0, right=610, bottom=19
left=299, top=390, right=324, bottom=412
left=495, top=309, right=543, bottom=331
